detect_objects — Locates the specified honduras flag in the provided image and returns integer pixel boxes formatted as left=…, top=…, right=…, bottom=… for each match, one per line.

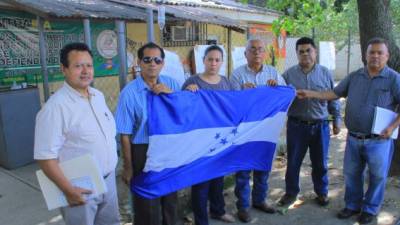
left=133, top=86, right=295, bottom=199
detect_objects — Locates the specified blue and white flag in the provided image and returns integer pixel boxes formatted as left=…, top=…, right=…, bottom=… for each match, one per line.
left=133, top=86, right=295, bottom=199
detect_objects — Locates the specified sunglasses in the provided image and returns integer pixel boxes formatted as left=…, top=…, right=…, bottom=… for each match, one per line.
left=142, top=56, right=164, bottom=65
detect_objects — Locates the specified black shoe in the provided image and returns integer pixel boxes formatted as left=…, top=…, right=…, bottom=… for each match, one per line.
left=252, top=202, right=276, bottom=214
left=337, top=208, right=360, bottom=219
left=237, top=210, right=251, bottom=223
left=358, top=212, right=375, bottom=224
left=315, top=195, right=329, bottom=206
left=277, top=193, right=297, bottom=206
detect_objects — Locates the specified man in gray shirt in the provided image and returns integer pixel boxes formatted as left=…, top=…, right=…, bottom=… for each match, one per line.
left=278, top=37, right=341, bottom=209
left=230, top=38, right=285, bottom=223
left=298, top=37, right=400, bottom=224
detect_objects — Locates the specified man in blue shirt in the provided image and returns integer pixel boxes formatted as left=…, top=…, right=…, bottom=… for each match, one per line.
left=278, top=37, right=341, bottom=208
left=298, top=37, right=400, bottom=224
left=115, top=42, right=180, bottom=225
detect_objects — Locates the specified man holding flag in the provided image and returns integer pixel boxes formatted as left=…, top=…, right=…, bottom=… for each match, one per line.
left=115, top=42, right=180, bottom=225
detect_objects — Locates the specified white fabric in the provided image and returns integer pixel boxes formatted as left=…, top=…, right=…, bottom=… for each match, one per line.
left=145, top=111, right=287, bottom=172
left=34, top=82, right=118, bottom=176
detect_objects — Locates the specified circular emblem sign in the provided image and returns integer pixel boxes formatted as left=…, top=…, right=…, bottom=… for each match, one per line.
left=97, top=30, right=118, bottom=59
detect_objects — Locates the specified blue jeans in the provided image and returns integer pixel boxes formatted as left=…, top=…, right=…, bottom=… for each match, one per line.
left=191, top=177, right=226, bottom=225
left=285, top=119, right=330, bottom=196
left=235, top=170, right=270, bottom=210
left=343, top=135, right=394, bottom=215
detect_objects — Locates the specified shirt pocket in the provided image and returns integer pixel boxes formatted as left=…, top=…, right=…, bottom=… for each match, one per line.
left=376, top=88, right=392, bottom=107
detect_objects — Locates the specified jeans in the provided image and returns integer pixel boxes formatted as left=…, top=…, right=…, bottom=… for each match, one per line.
left=191, top=177, right=226, bottom=225
left=285, top=119, right=330, bottom=196
left=343, top=135, right=394, bottom=215
left=235, top=170, right=270, bottom=210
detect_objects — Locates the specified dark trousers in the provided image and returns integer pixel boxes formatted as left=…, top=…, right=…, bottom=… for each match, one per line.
left=285, top=119, right=330, bottom=196
left=132, top=144, right=178, bottom=225
left=191, top=177, right=226, bottom=225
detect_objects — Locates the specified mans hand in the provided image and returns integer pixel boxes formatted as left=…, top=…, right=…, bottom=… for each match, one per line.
left=381, top=126, right=394, bottom=139
left=65, top=186, right=92, bottom=207
left=332, top=124, right=341, bottom=135
left=267, top=79, right=278, bottom=86
left=121, top=166, right=133, bottom=186
left=185, top=84, right=199, bottom=92
left=296, top=89, right=312, bottom=99
left=242, top=82, right=256, bottom=89
left=152, top=84, right=172, bottom=95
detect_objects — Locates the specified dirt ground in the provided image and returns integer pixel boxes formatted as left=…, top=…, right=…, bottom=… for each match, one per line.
left=117, top=127, right=400, bottom=225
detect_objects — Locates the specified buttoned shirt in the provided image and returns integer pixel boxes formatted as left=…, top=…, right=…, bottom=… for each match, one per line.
left=34, top=82, right=118, bottom=176
left=334, top=66, right=400, bottom=134
left=282, top=64, right=341, bottom=124
left=115, top=75, right=180, bottom=144
left=230, top=64, right=286, bottom=90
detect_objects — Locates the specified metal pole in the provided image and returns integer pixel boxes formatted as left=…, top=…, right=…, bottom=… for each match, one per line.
left=116, top=20, right=127, bottom=90
left=83, top=18, right=92, bottom=49
left=346, top=27, right=351, bottom=75
left=146, top=8, right=154, bottom=42
left=37, top=16, right=50, bottom=101
left=227, top=28, right=232, bottom=76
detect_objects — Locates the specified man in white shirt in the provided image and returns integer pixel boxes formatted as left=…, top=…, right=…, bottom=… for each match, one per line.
left=34, top=42, right=120, bottom=225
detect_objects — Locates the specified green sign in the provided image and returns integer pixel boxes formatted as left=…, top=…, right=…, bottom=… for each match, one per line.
left=0, top=10, right=119, bottom=85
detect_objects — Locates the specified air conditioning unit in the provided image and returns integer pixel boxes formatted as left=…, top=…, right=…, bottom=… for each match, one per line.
left=171, top=26, right=188, bottom=41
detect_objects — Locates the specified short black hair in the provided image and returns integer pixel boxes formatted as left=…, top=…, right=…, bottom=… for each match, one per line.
left=60, top=42, right=93, bottom=67
left=296, top=37, right=316, bottom=50
left=367, top=37, right=389, bottom=50
left=203, top=45, right=224, bottom=60
left=137, top=42, right=165, bottom=60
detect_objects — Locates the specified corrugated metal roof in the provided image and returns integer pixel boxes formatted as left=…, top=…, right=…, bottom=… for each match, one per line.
left=0, top=0, right=148, bottom=20
left=110, top=0, right=246, bottom=31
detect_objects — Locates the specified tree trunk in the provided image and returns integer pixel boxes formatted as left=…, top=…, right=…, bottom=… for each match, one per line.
left=357, top=0, right=400, bottom=176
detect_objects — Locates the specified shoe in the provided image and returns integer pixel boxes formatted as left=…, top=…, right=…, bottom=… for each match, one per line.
left=315, top=195, right=329, bottom=206
left=252, top=202, right=276, bottom=214
left=237, top=210, right=251, bottom=223
left=358, top=212, right=375, bottom=224
left=210, top=213, right=236, bottom=223
left=277, top=194, right=297, bottom=206
left=337, top=208, right=360, bottom=219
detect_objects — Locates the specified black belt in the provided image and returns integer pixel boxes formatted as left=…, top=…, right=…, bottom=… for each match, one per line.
left=349, top=133, right=381, bottom=140
left=289, top=116, right=325, bottom=125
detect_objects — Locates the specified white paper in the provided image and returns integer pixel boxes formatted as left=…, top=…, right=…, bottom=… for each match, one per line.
left=194, top=45, right=227, bottom=76
left=160, top=50, right=186, bottom=87
left=371, top=107, right=399, bottom=139
left=231, top=47, right=247, bottom=70
left=36, top=154, right=107, bottom=210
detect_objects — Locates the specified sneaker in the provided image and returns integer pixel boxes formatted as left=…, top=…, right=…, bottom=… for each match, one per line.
left=337, top=208, right=360, bottom=219
left=237, top=210, right=251, bottom=223
left=277, top=194, right=297, bottom=206
left=252, top=202, right=276, bottom=214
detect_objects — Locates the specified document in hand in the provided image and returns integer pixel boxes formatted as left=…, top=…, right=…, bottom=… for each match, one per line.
left=36, top=154, right=107, bottom=210
left=371, top=107, right=399, bottom=139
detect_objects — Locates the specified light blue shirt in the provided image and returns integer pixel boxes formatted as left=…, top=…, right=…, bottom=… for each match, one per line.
left=230, top=64, right=286, bottom=90
left=115, top=75, right=180, bottom=144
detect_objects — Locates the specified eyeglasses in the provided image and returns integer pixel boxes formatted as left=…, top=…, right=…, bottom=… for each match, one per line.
left=142, top=56, right=164, bottom=65
left=248, top=47, right=266, bottom=54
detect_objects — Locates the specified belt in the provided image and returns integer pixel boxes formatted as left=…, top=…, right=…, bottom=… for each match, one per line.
left=289, top=116, right=325, bottom=125
left=349, top=133, right=381, bottom=140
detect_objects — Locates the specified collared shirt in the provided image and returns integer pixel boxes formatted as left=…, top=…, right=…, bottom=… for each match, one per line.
left=282, top=64, right=341, bottom=124
left=34, top=82, right=118, bottom=176
left=230, top=64, right=286, bottom=90
left=115, top=75, right=180, bottom=144
left=334, top=66, right=400, bottom=134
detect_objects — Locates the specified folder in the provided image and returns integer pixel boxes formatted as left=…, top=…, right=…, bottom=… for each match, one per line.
left=371, top=107, right=399, bottom=139
left=36, top=154, right=107, bottom=210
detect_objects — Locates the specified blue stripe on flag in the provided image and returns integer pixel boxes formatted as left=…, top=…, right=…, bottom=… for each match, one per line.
left=147, top=86, right=295, bottom=135
left=133, top=141, right=276, bottom=199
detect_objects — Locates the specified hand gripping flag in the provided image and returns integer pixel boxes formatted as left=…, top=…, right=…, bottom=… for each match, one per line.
left=133, top=86, right=295, bottom=198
